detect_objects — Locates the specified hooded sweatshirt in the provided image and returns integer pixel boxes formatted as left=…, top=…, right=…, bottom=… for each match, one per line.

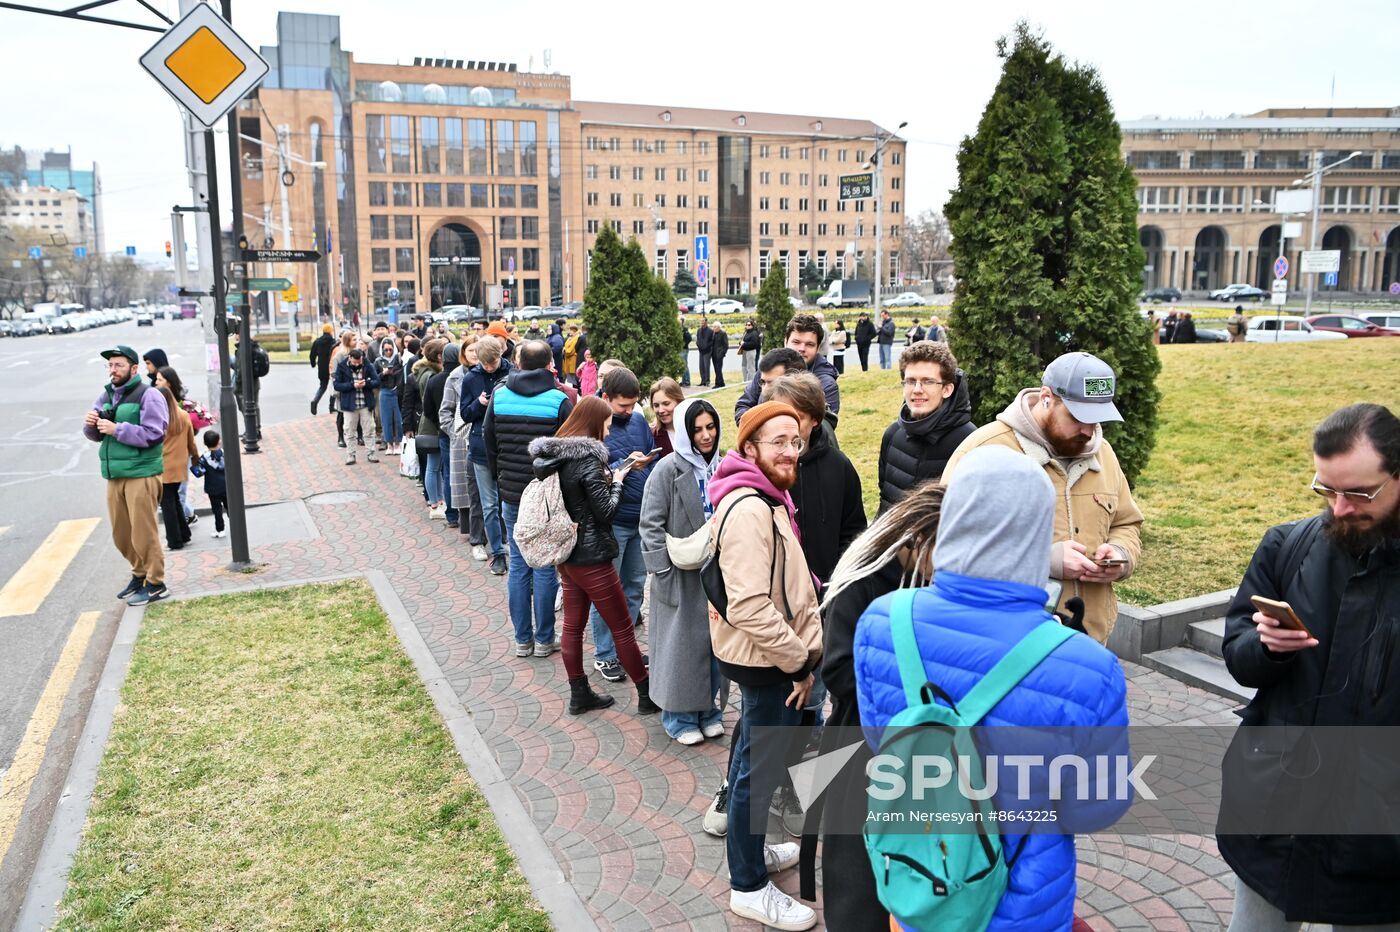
left=997, top=387, right=1102, bottom=471
left=935, top=446, right=1054, bottom=587
left=671, top=398, right=721, bottom=515
left=142, top=348, right=169, bottom=384
left=878, top=369, right=976, bottom=513
left=708, top=450, right=800, bottom=542
left=421, top=344, right=460, bottom=436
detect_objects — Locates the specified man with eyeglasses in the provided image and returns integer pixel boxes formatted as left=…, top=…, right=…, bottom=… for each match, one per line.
left=877, top=340, right=975, bottom=513
left=1217, top=403, right=1400, bottom=932
left=943, top=351, right=1143, bottom=644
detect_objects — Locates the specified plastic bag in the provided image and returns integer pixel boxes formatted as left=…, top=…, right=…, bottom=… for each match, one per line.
left=399, top=443, right=420, bottom=479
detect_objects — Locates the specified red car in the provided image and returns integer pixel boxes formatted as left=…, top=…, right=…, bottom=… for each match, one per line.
left=1305, top=314, right=1400, bottom=337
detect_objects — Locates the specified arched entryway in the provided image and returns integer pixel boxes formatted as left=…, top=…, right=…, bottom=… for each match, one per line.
left=1381, top=227, right=1400, bottom=293
left=1321, top=226, right=1354, bottom=291
left=1139, top=226, right=1164, bottom=290
left=1256, top=226, right=1283, bottom=289
left=428, top=222, right=483, bottom=308
left=1193, top=226, right=1227, bottom=291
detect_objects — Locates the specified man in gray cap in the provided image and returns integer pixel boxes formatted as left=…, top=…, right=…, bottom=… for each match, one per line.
left=942, top=351, right=1143, bottom=643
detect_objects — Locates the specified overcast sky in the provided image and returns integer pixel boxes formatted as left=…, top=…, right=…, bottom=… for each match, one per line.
left=2, top=0, right=1396, bottom=259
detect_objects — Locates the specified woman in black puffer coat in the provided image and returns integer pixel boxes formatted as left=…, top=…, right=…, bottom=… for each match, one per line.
left=530, top=395, right=658, bottom=716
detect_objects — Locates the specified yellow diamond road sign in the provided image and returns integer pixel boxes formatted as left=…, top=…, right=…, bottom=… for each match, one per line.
left=140, top=3, right=268, bottom=128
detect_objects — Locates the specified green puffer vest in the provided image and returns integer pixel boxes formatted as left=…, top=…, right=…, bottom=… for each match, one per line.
left=99, top=378, right=164, bottom=480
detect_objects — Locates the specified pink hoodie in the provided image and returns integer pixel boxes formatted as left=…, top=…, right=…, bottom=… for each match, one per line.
left=707, top=450, right=802, bottom=543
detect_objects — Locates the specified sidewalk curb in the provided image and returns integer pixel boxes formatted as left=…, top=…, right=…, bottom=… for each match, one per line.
left=17, top=572, right=595, bottom=932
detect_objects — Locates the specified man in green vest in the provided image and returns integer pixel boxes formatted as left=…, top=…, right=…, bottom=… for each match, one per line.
left=83, top=345, right=170, bottom=606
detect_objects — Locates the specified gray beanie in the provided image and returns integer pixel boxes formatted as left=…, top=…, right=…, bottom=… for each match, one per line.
left=934, top=446, right=1055, bottom=589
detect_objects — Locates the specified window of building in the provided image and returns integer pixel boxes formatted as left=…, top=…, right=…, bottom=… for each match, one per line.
left=500, top=248, right=516, bottom=272
left=697, top=221, right=709, bottom=234
left=1320, top=150, right=1374, bottom=170
left=779, top=223, right=790, bottom=236
left=698, top=141, right=709, bottom=155
left=1254, top=150, right=1310, bottom=171
left=519, top=121, right=537, bottom=175
left=1189, top=150, right=1245, bottom=171
left=890, top=225, right=900, bottom=239
left=445, top=118, right=463, bottom=174
left=394, top=216, right=414, bottom=239
left=891, top=200, right=901, bottom=213
left=891, top=176, right=901, bottom=190
left=836, top=223, right=846, bottom=237
left=655, top=249, right=667, bottom=278
left=892, top=151, right=902, bottom=165
left=759, top=144, right=771, bottom=158
left=759, top=250, right=770, bottom=277
left=779, top=197, right=790, bottom=210
left=818, top=148, right=828, bottom=161
left=677, top=141, right=687, bottom=154
left=372, top=280, right=391, bottom=304
left=1136, top=186, right=1180, bottom=212
left=837, top=200, right=847, bottom=213
left=759, top=197, right=770, bottom=211
left=634, top=138, right=645, bottom=153
left=676, top=249, right=688, bottom=271
left=609, top=165, right=622, bottom=180
left=585, top=164, right=598, bottom=180
left=655, top=140, right=667, bottom=154
left=1186, top=186, right=1244, bottom=212
left=759, top=171, right=771, bottom=185
left=780, top=172, right=791, bottom=185
left=816, top=198, right=827, bottom=212
left=368, top=181, right=387, bottom=206
left=521, top=184, right=540, bottom=208
left=633, top=220, right=646, bottom=235
left=677, top=167, right=688, bottom=182
left=393, top=181, right=412, bottom=207
left=698, top=169, right=710, bottom=183
left=759, top=222, right=771, bottom=236
left=817, top=223, right=827, bottom=236
left=819, top=174, right=829, bottom=187
left=470, top=183, right=488, bottom=208
left=611, top=220, right=622, bottom=233
left=371, top=247, right=390, bottom=272
left=499, top=216, right=517, bottom=239
left=855, top=201, right=865, bottom=213
left=447, top=183, right=465, bottom=207
left=366, top=115, right=386, bottom=173
left=675, top=220, right=688, bottom=235
left=1382, top=154, right=1400, bottom=170
left=779, top=146, right=790, bottom=159
left=395, top=247, right=414, bottom=273
left=587, top=136, right=600, bottom=151
left=390, top=115, right=411, bottom=172
left=633, top=166, right=644, bottom=181
left=655, top=167, right=666, bottom=181
left=1126, top=151, right=1182, bottom=170
left=610, top=192, right=623, bottom=207
left=420, top=117, right=440, bottom=173
left=523, top=279, right=540, bottom=305
left=422, top=183, right=442, bottom=207
left=632, top=193, right=645, bottom=207
left=779, top=250, right=789, bottom=283
left=586, top=191, right=599, bottom=206
left=1321, top=186, right=1371, bottom=212
left=587, top=219, right=600, bottom=233
left=468, top=119, right=488, bottom=174
left=799, top=223, right=809, bottom=236
left=609, top=137, right=621, bottom=151
left=370, top=215, right=389, bottom=239
left=838, top=149, right=849, bottom=163
left=799, top=173, right=809, bottom=186
left=498, top=184, right=516, bottom=208
left=522, top=217, right=539, bottom=239
left=495, top=120, right=515, bottom=175
left=522, top=247, right=539, bottom=271
left=1379, top=187, right=1400, bottom=212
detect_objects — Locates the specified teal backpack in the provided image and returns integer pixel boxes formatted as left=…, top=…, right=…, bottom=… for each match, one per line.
left=864, top=588, right=1073, bottom=932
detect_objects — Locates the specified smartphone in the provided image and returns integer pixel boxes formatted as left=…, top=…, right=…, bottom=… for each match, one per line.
left=1096, top=558, right=1129, bottom=567
left=1250, top=595, right=1314, bottom=638
left=627, top=447, right=663, bottom=462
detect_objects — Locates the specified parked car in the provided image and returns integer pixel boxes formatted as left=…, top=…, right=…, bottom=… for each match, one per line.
left=702, top=298, right=744, bottom=315
left=882, top=291, right=925, bottom=308
left=1210, top=283, right=1267, bottom=302
left=0, top=320, right=14, bottom=337
left=13, top=319, right=44, bottom=337
left=562, top=301, right=583, bottom=313
left=136, top=311, right=155, bottom=327
left=788, top=295, right=803, bottom=309
left=1142, top=287, right=1182, bottom=303
left=1306, top=314, right=1400, bottom=337
left=677, top=297, right=698, bottom=312
left=1246, top=315, right=1347, bottom=342
left=1363, top=313, right=1400, bottom=329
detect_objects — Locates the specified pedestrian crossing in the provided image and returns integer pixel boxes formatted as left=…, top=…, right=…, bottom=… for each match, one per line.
left=0, top=518, right=100, bottom=618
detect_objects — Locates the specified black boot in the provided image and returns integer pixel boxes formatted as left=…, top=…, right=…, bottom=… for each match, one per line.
left=635, top=677, right=660, bottom=715
left=568, top=676, right=615, bottom=715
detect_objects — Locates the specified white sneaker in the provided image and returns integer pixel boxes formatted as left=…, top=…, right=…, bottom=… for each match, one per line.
left=701, top=721, right=725, bottom=739
left=763, top=842, right=800, bottom=873
left=470, top=544, right=488, bottom=562
left=702, top=783, right=729, bottom=837
left=728, top=882, right=816, bottom=931
left=210, top=530, right=221, bottom=539
left=674, top=730, right=704, bottom=746
left=427, top=503, right=444, bottom=520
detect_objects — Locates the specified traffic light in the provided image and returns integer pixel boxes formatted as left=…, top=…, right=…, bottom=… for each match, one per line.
left=165, top=240, right=172, bottom=258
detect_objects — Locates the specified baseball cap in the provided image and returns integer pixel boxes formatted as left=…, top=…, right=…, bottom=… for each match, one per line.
left=100, top=345, right=139, bottom=364
left=1042, top=352, right=1122, bottom=424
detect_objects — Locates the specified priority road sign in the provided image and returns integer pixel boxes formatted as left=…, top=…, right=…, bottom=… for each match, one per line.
left=247, top=277, right=292, bottom=291
left=1273, top=255, right=1289, bottom=279
left=139, top=4, right=269, bottom=129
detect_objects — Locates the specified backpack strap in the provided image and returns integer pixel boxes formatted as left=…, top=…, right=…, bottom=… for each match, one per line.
left=1273, top=513, right=1323, bottom=592
left=956, top=622, right=1075, bottom=725
left=889, top=588, right=930, bottom=709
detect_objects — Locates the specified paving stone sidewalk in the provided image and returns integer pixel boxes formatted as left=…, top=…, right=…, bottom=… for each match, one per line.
left=168, top=415, right=1248, bottom=930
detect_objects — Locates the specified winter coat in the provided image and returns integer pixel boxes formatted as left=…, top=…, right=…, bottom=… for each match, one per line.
left=740, top=328, right=762, bottom=354
left=441, top=366, right=472, bottom=504
left=547, top=327, right=565, bottom=373
left=854, top=318, right=877, bottom=346
left=400, top=357, right=422, bottom=434
left=529, top=435, right=620, bottom=565
left=709, top=328, right=729, bottom=358
left=639, top=451, right=719, bottom=712
left=199, top=448, right=227, bottom=498
left=829, top=328, right=849, bottom=354
left=695, top=324, right=713, bottom=354
left=422, top=356, right=460, bottom=437
left=877, top=370, right=976, bottom=513
left=577, top=360, right=597, bottom=397
left=84, top=376, right=167, bottom=480
left=460, top=358, right=513, bottom=464
left=374, top=352, right=403, bottom=392
left=877, top=318, right=896, bottom=345
left=733, top=353, right=842, bottom=424
left=603, top=410, right=656, bottom=528
left=332, top=356, right=381, bottom=412
left=1172, top=317, right=1198, bottom=344
left=410, top=358, right=441, bottom=437
left=856, top=573, right=1130, bottom=932
left=1217, top=516, right=1400, bottom=925
left=563, top=335, right=580, bottom=376
left=484, top=367, right=573, bottom=505
left=905, top=325, right=926, bottom=343
left=308, top=333, right=336, bottom=378
left=790, top=422, right=866, bottom=588
left=161, top=400, right=198, bottom=483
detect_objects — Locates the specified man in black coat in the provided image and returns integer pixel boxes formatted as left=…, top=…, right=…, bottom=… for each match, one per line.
left=1218, top=403, right=1400, bottom=929
left=877, top=340, right=976, bottom=513
left=694, top=314, right=713, bottom=386
left=1171, top=310, right=1198, bottom=344
left=308, top=325, right=337, bottom=415
left=708, top=321, right=729, bottom=388
left=677, top=314, right=691, bottom=386
left=853, top=313, right=876, bottom=371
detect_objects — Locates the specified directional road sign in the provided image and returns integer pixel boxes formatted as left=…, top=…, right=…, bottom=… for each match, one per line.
left=247, top=277, right=292, bottom=291
left=242, top=248, right=321, bottom=263
left=1324, top=271, right=1338, bottom=287
left=28, top=246, right=41, bottom=259
left=282, top=286, right=299, bottom=302
left=1273, top=255, right=1290, bottom=279
left=225, top=292, right=244, bottom=306
left=125, top=245, right=137, bottom=256
left=73, top=246, right=87, bottom=258
left=1300, top=250, right=1341, bottom=274
left=694, top=235, right=709, bottom=264
left=139, top=3, right=269, bottom=129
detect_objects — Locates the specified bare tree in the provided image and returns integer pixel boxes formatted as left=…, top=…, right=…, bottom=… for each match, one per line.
left=901, top=209, right=953, bottom=284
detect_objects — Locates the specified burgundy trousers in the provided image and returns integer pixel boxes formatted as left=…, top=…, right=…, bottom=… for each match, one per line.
left=557, top=561, right=650, bottom=684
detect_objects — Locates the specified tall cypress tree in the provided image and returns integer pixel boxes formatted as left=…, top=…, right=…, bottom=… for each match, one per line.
left=947, top=24, right=1160, bottom=483
left=754, top=263, right=793, bottom=351
left=582, top=225, right=684, bottom=389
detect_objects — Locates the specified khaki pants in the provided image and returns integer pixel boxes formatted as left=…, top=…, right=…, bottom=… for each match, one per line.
left=107, top=475, right=164, bottom=585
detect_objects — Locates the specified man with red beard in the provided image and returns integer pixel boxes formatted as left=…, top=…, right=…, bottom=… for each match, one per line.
left=1218, top=402, right=1400, bottom=930
left=943, top=352, right=1143, bottom=644
left=707, top=401, right=822, bottom=931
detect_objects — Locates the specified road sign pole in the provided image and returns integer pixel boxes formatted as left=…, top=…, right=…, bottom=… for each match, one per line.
left=1304, top=158, right=1322, bottom=318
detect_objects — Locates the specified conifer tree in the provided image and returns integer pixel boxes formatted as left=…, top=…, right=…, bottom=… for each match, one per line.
left=582, top=226, right=684, bottom=389
left=947, top=24, right=1160, bottom=482
left=754, top=262, right=793, bottom=352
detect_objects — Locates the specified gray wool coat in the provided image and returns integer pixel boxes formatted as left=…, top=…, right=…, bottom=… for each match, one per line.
left=639, top=452, right=717, bottom=713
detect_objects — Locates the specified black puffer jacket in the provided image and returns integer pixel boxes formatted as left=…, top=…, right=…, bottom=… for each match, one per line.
left=877, top=369, right=975, bottom=513
left=791, top=422, right=866, bottom=588
left=530, top=435, right=621, bottom=565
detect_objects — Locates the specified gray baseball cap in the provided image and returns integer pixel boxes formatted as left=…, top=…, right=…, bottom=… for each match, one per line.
left=1042, top=352, right=1122, bottom=424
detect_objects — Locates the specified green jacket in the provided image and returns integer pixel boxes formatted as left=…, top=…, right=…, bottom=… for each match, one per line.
left=87, top=376, right=167, bottom=480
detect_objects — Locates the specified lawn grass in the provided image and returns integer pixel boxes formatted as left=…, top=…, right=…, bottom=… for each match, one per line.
left=57, top=580, right=549, bottom=932
left=698, top=338, right=1400, bottom=605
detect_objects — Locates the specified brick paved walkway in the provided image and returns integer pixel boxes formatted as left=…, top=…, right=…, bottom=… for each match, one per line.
left=168, top=415, right=1247, bottom=930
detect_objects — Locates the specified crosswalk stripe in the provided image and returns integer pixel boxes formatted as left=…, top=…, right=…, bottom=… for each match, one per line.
left=0, top=518, right=100, bottom=618
left=0, top=611, right=100, bottom=861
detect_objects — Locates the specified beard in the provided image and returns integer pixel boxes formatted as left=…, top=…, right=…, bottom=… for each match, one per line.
left=1048, top=431, right=1092, bottom=458
left=1323, top=499, right=1400, bottom=558
left=758, top=457, right=798, bottom=491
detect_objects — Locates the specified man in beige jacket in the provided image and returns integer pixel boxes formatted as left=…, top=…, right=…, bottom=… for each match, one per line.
left=705, top=400, right=822, bottom=931
left=943, top=352, right=1143, bottom=644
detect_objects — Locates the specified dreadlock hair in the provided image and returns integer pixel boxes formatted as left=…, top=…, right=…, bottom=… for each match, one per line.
left=823, top=479, right=945, bottom=609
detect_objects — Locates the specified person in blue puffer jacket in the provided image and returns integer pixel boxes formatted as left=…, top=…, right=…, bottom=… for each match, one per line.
left=854, top=445, right=1130, bottom=932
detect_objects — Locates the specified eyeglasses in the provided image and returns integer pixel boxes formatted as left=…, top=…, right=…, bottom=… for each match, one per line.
left=751, top=437, right=806, bottom=453
left=1311, top=474, right=1392, bottom=503
left=901, top=378, right=946, bottom=391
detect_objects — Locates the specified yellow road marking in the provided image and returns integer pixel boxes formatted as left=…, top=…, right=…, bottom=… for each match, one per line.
left=0, top=518, right=100, bottom=618
left=0, top=611, right=99, bottom=860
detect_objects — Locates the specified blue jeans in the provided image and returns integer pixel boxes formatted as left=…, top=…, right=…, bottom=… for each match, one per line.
left=379, top=390, right=402, bottom=444
left=726, top=680, right=802, bottom=892
left=472, top=460, right=504, bottom=557
left=588, top=522, right=644, bottom=663
left=878, top=342, right=892, bottom=369
left=501, top=499, right=558, bottom=646
left=424, top=450, right=442, bottom=504
left=661, top=655, right=724, bottom=739
left=437, top=435, right=456, bottom=524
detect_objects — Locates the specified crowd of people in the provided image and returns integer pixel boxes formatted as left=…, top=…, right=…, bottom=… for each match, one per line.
left=83, top=304, right=1400, bottom=931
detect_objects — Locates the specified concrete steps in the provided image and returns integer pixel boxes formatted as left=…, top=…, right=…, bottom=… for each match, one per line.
left=1141, top=617, right=1254, bottom=703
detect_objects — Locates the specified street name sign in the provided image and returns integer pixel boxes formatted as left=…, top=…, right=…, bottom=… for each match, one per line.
left=247, top=277, right=292, bottom=291
left=139, top=4, right=269, bottom=129
left=838, top=172, right=874, bottom=201
left=1300, top=250, right=1341, bottom=274
left=242, top=249, right=321, bottom=263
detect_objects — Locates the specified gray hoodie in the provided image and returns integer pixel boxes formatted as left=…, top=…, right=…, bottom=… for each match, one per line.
left=934, top=445, right=1055, bottom=589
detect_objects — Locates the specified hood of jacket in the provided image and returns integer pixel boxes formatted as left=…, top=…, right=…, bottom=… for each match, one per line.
left=412, top=356, right=441, bottom=378
left=504, top=366, right=558, bottom=397
left=530, top=434, right=608, bottom=478
left=936, top=445, right=1055, bottom=589
left=441, top=343, right=460, bottom=372
left=998, top=387, right=1102, bottom=470
left=142, top=348, right=168, bottom=381
left=900, top=368, right=973, bottom=440
left=671, top=398, right=722, bottom=483
left=709, top=450, right=800, bottom=541
left=808, top=353, right=839, bottom=383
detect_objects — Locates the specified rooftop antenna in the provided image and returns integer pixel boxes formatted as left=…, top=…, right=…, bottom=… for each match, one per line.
left=1328, top=73, right=1335, bottom=118
left=544, top=49, right=552, bottom=71
left=528, top=55, right=533, bottom=73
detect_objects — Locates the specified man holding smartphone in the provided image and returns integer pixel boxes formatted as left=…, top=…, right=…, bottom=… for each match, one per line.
left=1218, top=403, right=1400, bottom=930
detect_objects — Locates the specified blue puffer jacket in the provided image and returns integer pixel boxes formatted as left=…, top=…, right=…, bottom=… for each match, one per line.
left=855, top=572, right=1129, bottom=932
left=603, top=409, right=656, bottom=528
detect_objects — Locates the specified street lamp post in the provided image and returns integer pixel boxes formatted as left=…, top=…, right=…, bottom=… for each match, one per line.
left=1293, top=149, right=1362, bottom=316
left=865, top=121, right=907, bottom=316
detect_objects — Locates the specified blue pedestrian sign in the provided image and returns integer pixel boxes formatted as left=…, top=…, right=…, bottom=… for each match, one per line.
left=74, top=246, right=87, bottom=258
left=125, top=245, right=137, bottom=256
left=1273, top=256, right=1289, bottom=279
left=1324, top=271, right=1338, bottom=287
left=28, top=246, right=41, bottom=259
left=694, top=235, right=709, bottom=264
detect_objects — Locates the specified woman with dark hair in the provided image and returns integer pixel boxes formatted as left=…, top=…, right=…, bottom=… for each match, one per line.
left=639, top=397, right=726, bottom=745
left=155, top=365, right=202, bottom=527
left=529, top=395, right=656, bottom=715
left=155, top=384, right=198, bottom=551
